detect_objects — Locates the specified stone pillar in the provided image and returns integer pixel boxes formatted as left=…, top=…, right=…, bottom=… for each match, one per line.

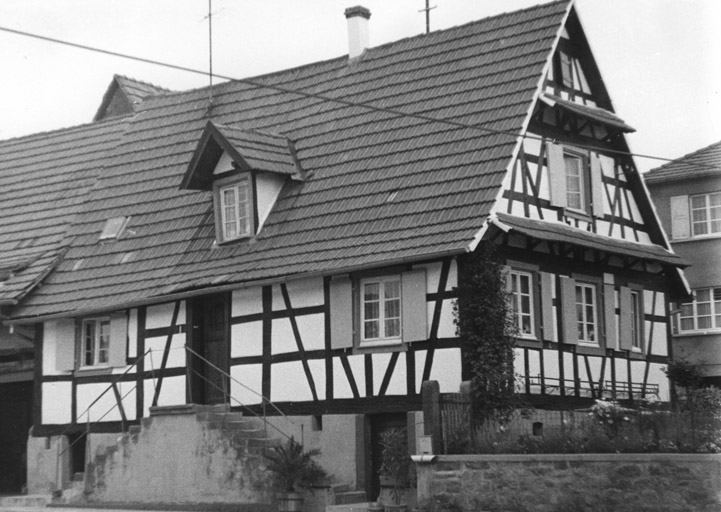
left=421, top=380, right=441, bottom=454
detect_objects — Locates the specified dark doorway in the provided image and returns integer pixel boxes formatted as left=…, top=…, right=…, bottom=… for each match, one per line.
left=368, top=413, right=407, bottom=502
left=189, top=293, right=230, bottom=405
left=0, top=380, right=32, bottom=493
left=66, top=432, right=86, bottom=476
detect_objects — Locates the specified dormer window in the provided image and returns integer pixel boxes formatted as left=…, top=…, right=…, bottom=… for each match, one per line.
left=215, top=176, right=253, bottom=242
left=180, top=121, right=304, bottom=245
left=99, top=216, right=130, bottom=241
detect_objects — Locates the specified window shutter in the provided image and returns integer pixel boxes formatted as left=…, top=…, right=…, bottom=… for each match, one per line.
left=603, top=284, right=618, bottom=350
left=670, top=195, right=690, bottom=240
left=330, top=276, right=354, bottom=349
left=54, top=319, right=77, bottom=372
left=618, top=287, right=633, bottom=350
left=402, top=269, right=427, bottom=343
left=109, top=312, right=128, bottom=367
left=559, top=276, right=578, bottom=344
left=540, top=272, right=556, bottom=341
left=590, top=154, right=605, bottom=217
left=547, top=142, right=567, bottom=208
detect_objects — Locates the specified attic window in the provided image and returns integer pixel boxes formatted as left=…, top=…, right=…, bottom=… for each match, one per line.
left=214, top=176, right=253, bottom=243
left=100, top=216, right=130, bottom=241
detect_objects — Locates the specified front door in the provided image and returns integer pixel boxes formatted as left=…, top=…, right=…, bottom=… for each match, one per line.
left=190, top=293, right=230, bottom=404
left=368, top=413, right=408, bottom=502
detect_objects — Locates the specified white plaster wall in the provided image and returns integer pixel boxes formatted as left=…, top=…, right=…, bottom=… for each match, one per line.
left=232, top=287, right=263, bottom=317
left=145, top=334, right=186, bottom=369
left=146, top=301, right=185, bottom=330
left=271, top=361, right=313, bottom=403
left=256, top=172, right=285, bottom=230
left=43, top=320, right=71, bottom=377
left=42, top=382, right=72, bottom=424
left=230, top=364, right=263, bottom=406
left=232, top=321, right=263, bottom=358
left=429, top=348, right=462, bottom=393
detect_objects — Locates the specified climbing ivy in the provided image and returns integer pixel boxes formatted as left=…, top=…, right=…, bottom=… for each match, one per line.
left=454, top=242, right=518, bottom=422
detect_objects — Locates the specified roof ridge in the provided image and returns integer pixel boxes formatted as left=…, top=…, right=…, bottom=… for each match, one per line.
left=646, top=139, right=721, bottom=175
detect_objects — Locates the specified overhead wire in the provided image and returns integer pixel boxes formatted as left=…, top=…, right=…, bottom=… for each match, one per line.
left=0, top=24, right=715, bottom=171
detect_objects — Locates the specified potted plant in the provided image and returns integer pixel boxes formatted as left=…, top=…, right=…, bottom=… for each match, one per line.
left=265, top=436, right=328, bottom=512
left=378, top=428, right=413, bottom=512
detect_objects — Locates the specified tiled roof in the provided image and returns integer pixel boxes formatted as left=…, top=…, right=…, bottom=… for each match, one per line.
left=644, top=140, right=721, bottom=184
left=492, top=213, right=686, bottom=267
left=0, top=118, right=132, bottom=305
left=115, top=75, right=171, bottom=105
left=9, top=0, right=573, bottom=319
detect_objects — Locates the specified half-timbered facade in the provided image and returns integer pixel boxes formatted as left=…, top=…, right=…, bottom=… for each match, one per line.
left=1, top=0, right=687, bottom=502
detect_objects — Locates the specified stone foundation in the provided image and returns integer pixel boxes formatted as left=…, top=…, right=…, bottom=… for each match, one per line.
left=415, top=454, right=721, bottom=512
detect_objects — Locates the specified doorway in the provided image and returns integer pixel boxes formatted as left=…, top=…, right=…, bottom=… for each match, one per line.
left=368, top=413, right=408, bottom=502
left=188, top=293, right=230, bottom=405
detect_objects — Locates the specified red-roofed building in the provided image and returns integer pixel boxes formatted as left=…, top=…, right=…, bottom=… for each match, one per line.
left=1, top=0, right=688, bottom=504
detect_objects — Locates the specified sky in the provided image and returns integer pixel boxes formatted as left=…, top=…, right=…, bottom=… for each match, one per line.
left=0, top=0, right=719, bottom=174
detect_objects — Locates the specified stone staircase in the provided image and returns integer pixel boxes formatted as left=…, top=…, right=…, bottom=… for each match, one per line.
left=64, top=404, right=278, bottom=505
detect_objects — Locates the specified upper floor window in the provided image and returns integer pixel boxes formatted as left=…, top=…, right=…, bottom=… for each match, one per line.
left=679, top=288, right=721, bottom=332
left=690, top=192, right=721, bottom=236
left=219, top=179, right=251, bottom=241
left=547, top=143, right=604, bottom=218
left=575, top=283, right=597, bottom=344
left=564, top=153, right=585, bottom=211
left=82, top=317, right=110, bottom=367
left=361, top=275, right=402, bottom=346
left=630, top=291, right=642, bottom=350
left=510, top=270, right=535, bottom=338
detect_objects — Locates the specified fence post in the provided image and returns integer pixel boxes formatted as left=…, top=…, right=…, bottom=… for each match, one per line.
left=421, top=380, right=442, bottom=454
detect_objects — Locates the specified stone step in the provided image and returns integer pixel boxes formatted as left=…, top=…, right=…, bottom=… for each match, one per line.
left=326, top=503, right=375, bottom=512
left=335, top=491, right=369, bottom=505
left=0, top=495, right=52, bottom=508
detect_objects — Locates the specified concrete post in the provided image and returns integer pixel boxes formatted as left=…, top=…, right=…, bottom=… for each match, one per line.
left=421, top=380, right=441, bottom=454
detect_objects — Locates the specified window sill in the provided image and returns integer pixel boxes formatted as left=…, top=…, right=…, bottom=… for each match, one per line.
left=75, top=367, right=113, bottom=377
left=674, top=330, right=721, bottom=338
left=355, top=340, right=406, bottom=355
left=671, top=234, right=721, bottom=244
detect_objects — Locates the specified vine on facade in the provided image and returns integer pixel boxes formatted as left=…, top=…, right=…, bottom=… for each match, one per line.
left=454, top=242, right=518, bottom=422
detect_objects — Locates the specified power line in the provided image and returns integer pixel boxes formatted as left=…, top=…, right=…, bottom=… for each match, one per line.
left=0, top=24, right=712, bottom=170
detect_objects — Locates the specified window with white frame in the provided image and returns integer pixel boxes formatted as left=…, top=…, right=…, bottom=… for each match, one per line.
left=630, top=291, right=642, bottom=349
left=360, top=275, right=402, bottom=346
left=679, top=288, right=721, bottom=332
left=510, top=270, right=535, bottom=338
left=218, top=179, right=251, bottom=241
left=564, top=153, right=585, bottom=211
left=690, top=192, right=721, bottom=236
left=82, top=318, right=110, bottom=367
left=575, top=283, right=597, bottom=343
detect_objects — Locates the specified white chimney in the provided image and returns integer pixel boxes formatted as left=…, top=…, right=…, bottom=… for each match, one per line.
left=344, top=6, right=371, bottom=59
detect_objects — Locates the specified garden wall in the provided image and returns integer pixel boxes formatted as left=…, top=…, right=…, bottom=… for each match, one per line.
left=415, top=454, right=721, bottom=512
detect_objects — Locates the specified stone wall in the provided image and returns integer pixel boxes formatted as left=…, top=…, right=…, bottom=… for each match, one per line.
left=415, top=454, right=721, bottom=512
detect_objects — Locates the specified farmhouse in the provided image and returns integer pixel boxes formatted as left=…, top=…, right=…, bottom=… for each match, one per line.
left=0, top=0, right=687, bottom=503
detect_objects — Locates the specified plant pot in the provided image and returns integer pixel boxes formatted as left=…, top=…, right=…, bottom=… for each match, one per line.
left=277, top=491, right=303, bottom=512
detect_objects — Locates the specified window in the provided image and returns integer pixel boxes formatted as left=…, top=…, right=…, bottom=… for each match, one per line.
left=630, top=291, right=642, bottom=350
left=82, top=318, right=110, bottom=367
left=690, top=192, right=721, bottom=236
left=360, top=275, right=402, bottom=346
left=680, top=288, right=721, bottom=332
left=575, top=283, right=597, bottom=343
left=218, top=179, right=251, bottom=241
left=510, top=270, right=535, bottom=338
left=564, top=153, right=584, bottom=211
left=547, top=143, right=604, bottom=218
left=99, top=216, right=130, bottom=241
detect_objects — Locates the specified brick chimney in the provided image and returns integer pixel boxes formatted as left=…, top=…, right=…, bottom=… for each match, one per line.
left=344, top=6, right=371, bottom=59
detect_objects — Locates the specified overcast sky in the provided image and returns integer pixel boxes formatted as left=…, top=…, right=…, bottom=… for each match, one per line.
left=0, top=0, right=719, bottom=173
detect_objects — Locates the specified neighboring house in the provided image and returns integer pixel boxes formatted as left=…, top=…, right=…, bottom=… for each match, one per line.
left=0, top=75, right=166, bottom=493
left=645, top=140, right=721, bottom=387
left=1, top=0, right=687, bottom=503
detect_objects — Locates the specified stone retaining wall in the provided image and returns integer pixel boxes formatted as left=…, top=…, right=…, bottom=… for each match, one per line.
left=415, top=454, right=721, bottom=512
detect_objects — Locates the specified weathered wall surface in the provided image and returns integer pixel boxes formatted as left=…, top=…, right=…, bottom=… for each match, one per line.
left=416, top=454, right=721, bottom=512
left=84, top=406, right=275, bottom=505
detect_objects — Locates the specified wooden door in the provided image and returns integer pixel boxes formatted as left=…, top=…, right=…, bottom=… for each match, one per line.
left=189, top=293, right=230, bottom=405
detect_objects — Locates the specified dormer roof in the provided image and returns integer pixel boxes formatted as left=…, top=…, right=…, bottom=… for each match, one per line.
left=93, top=74, right=171, bottom=122
left=180, top=122, right=303, bottom=191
